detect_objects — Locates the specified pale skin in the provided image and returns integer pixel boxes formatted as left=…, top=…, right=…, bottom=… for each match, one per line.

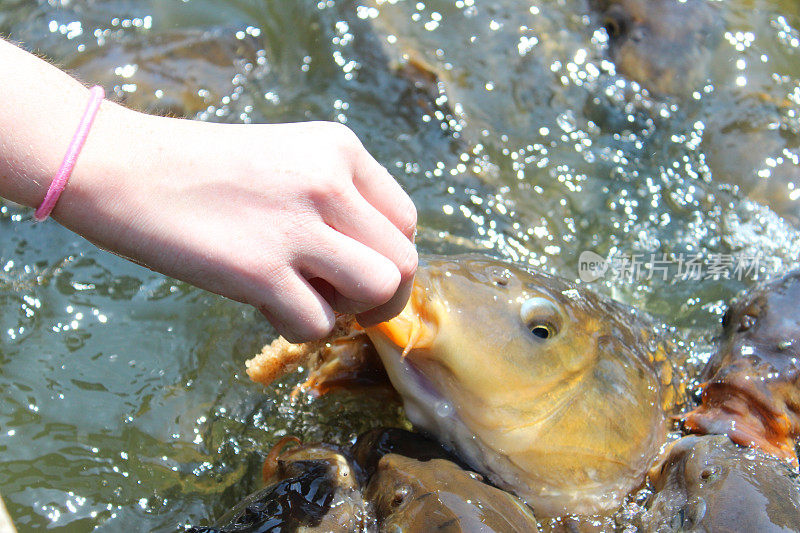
left=0, top=38, right=418, bottom=342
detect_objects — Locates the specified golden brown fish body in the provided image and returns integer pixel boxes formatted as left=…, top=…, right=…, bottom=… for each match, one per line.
left=643, top=435, right=800, bottom=532
left=684, top=270, right=800, bottom=465
left=593, top=0, right=722, bottom=95
left=366, top=454, right=539, bottom=533
left=365, top=254, right=684, bottom=517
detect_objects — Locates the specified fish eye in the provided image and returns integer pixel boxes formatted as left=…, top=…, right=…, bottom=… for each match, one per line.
left=721, top=308, right=731, bottom=328
left=520, top=297, right=562, bottom=340
left=602, top=7, right=630, bottom=39
left=699, top=466, right=719, bottom=483
left=391, top=486, right=409, bottom=508
left=531, top=325, right=553, bottom=339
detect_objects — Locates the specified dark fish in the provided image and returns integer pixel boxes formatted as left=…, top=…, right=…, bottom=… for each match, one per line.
left=642, top=435, right=800, bottom=532
left=684, top=270, right=800, bottom=465
left=592, top=0, right=722, bottom=95
left=187, top=443, right=369, bottom=533
left=350, top=427, right=460, bottom=481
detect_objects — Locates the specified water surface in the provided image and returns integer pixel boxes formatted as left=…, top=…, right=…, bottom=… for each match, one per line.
left=1, top=0, right=799, bottom=530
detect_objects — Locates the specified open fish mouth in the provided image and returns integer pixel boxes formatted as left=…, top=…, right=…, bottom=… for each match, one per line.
left=390, top=352, right=451, bottom=412
left=369, top=273, right=439, bottom=358
left=365, top=268, right=462, bottom=421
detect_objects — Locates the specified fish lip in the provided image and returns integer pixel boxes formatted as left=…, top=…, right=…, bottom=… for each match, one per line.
left=369, top=269, right=440, bottom=356
left=682, top=378, right=797, bottom=464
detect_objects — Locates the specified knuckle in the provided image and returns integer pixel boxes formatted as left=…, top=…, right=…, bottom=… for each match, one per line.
left=322, top=178, right=348, bottom=198
left=307, top=177, right=351, bottom=208
left=323, top=121, right=362, bottom=151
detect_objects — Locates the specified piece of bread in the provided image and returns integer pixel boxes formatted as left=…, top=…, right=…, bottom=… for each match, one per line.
left=245, top=315, right=359, bottom=387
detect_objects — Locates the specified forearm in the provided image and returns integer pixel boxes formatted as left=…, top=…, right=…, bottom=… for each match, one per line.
left=0, top=38, right=169, bottom=242
left=0, top=38, right=109, bottom=207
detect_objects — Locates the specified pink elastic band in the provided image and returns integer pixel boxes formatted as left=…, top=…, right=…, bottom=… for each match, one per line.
left=34, top=85, right=105, bottom=221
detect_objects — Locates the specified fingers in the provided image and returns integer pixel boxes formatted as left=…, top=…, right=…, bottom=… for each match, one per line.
left=352, top=152, right=417, bottom=240
left=255, top=123, right=418, bottom=339
left=298, top=226, right=403, bottom=315
left=319, top=186, right=417, bottom=317
left=348, top=149, right=418, bottom=324
left=257, top=268, right=335, bottom=343
left=323, top=185, right=417, bottom=281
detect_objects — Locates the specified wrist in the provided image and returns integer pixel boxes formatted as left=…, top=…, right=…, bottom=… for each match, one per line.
left=50, top=101, right=158, bottom=240
left=33, top=86, right=105, bottom=221
left=49, top=105, right=231, bottom=272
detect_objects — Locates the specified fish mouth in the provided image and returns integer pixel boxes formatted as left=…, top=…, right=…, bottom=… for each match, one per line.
left=369, top=276, right=439, bottom=357
left=683, top=381, right=798, bottom=466
left=392, top=352, right=448, bottom=407
left=366, top=327, right=454, bottom=425
left=364, top=271, right=452, bottom=411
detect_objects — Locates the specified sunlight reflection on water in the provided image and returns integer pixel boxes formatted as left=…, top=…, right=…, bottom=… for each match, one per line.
left=1, top=0, right=800, bottom=529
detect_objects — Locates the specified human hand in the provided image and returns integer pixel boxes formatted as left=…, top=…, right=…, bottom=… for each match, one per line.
left=54, top=107, right=417, bottom=342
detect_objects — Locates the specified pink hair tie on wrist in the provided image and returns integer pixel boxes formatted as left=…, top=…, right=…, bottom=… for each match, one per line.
left=34, top=85, right=105, bottom=221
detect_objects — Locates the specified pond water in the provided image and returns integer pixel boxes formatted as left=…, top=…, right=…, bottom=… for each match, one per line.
left=1, top=0, right=799, bottom=530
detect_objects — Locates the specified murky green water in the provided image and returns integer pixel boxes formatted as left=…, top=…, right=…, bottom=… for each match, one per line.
left=1, top=0, right=800, bottom=530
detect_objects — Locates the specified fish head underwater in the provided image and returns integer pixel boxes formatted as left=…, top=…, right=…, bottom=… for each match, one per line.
left=643, top=434, right=800, bottom=532
left=593, top=0, right=722, bottom=95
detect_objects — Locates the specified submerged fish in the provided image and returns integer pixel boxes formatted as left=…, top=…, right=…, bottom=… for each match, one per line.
left=351, top=427, right=460, bottom=481
left=189, top=428, right=543, bottom=532
left=187, top=442, right=369, bottom=533
left=684, top=270, right=800, bottom=464
left=366, top=453, right=540, bottom=533
left=362, top=254, right=685, bottom=516
left=352, top=427, right=540, bottom=532
left=595, top=0, right=800, bottom=221
left=642, top=434, right=800, bottom=532
left=367, top=0, right=721, bottom=99
left=66, top=28, right=262, bottom=117
left=592, top=0, right=722, bottom=95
